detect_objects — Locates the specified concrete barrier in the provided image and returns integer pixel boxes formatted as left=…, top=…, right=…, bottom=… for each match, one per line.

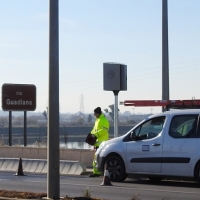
left=0, top=158, right=86, bottom=175
left=0, top=146, right=94, bottom=168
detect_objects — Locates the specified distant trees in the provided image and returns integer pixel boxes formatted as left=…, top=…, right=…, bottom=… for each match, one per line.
left=14, top=116, right=24, bottom=127
left=0, top=116, right=8, bottom=128
left=42, top=110, right=47, bottom=120
left=104, top=104, right=119, bottom=121
left=87, top=114, right=92, bottom=123
left=27, top=116, right=38, bottom=126
left=77, top=117, right=84, bottom=125
left=0, top=108, right=147, bottom=128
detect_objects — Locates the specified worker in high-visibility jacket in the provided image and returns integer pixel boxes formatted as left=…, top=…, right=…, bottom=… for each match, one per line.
left=89, top=107, right=110, bottom=177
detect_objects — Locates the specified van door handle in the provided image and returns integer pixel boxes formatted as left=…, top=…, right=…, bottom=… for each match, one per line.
left=152, top=143, right=160, bottom=146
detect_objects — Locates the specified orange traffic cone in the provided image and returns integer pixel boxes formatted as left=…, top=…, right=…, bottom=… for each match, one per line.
left=100, top=163, right=112, bottom=186
left=15, top=158, right=25, bottom=176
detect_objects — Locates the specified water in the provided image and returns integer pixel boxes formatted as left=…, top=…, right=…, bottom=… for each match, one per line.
left=22, top=142, right=93, bottom=149
left=60, top=142, right=93, bottom=149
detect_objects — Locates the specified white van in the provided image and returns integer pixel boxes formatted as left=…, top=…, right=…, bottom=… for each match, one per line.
left=95, top=109, right=200, bottom=182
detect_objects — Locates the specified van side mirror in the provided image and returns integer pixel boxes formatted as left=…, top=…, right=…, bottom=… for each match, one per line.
left=130, top=131, right=138, bottom=140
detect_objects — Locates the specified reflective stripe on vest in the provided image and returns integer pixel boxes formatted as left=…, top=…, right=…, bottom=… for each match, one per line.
left=102, top=126, right=109, bottom=131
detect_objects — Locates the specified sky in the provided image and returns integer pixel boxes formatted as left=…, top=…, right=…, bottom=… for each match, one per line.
left=0, top=0, right=200, bottom=115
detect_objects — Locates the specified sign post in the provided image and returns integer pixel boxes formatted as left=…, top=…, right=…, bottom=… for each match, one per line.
left=1, top=83, right=36, bottom=147
left=103, top=63, right=127, bottom=137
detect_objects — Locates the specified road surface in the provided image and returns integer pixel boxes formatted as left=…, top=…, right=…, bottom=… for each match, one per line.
left=0, top=172, right=200, bottom=200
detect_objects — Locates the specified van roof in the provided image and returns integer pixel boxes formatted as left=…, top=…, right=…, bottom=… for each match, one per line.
left=149, top=109, right=200, bottom=118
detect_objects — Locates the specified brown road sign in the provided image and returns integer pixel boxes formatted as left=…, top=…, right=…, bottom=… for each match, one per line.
left=2, top=83, right=36, bottom=111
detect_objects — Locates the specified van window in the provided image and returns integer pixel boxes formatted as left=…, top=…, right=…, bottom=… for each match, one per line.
left=133, top=116, right=165, bottom=140
left=169, top=115, right=198, bottom=138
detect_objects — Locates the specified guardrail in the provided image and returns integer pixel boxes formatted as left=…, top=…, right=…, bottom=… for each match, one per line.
left=0, top=158, right=86, bottom=175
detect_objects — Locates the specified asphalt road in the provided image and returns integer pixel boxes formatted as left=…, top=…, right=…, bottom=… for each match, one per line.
left=0, top=172, right=200, bottom=200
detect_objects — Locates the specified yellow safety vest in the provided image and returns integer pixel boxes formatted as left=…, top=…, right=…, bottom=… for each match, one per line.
left=91, top=114, right=109, bottom=147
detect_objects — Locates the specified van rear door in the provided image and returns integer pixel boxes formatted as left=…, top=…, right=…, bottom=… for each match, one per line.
left=162, top=114, right=199, bottom=176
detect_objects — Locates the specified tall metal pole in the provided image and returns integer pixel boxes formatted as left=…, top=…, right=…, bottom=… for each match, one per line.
left=162, top=0, right=169, bottom=111
left=113, top=90, right=119, bottom=138
left=48, top=0, right=60, bottom=199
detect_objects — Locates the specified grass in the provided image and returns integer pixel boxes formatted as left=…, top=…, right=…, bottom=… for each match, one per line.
left=0, top=190, right=103, bottom=200
left=0, top=190, right=46, bottom=199
left=0, top=189, right=141, bottom=199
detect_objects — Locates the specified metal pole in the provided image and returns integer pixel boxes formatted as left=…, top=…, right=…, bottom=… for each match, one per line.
left=162, top=0, right=169, bottom=111
left=9, top=111, right=12, bottom=146
left=113, top=90, right=119, bottom=137
left=24, top=111, right=27, bottom=146
left=48, top=0, right=60, bottom=199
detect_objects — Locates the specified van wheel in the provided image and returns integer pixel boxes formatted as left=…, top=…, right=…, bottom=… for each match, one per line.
left=105, top=155, right=127, bottom=182
left=195, top=163, right=200, bottom=183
